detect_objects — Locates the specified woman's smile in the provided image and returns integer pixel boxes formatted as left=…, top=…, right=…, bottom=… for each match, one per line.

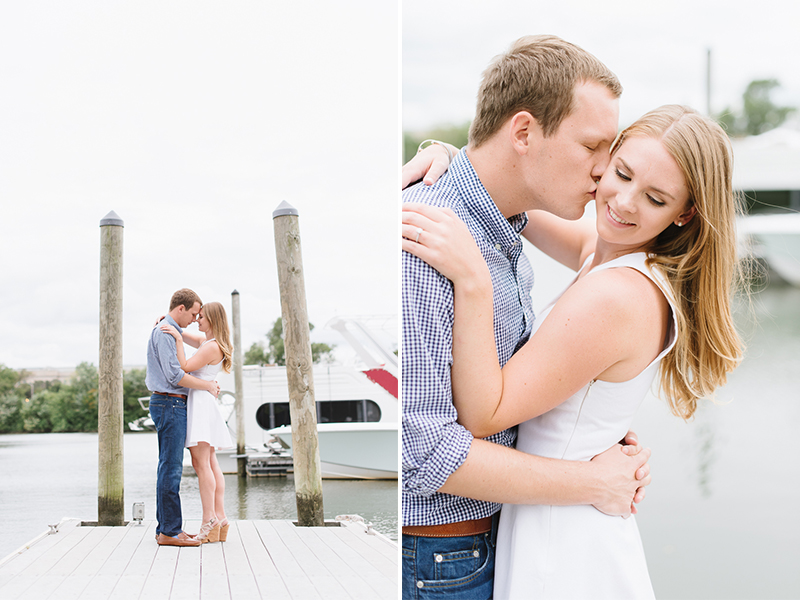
left=607, top=205, right=634, bottom=227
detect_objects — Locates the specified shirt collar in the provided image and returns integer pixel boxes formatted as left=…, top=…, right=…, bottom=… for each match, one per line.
left=449, top=150, right=529, bottom=249
left=165, top=314, right=183, bottom=333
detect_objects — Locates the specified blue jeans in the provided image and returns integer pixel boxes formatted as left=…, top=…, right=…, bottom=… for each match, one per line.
left=402, top=514, right=498, bottom=599
left=149, top=394, right=187, bottom=537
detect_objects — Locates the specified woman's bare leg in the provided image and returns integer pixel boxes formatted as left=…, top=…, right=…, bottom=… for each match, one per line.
left=210, top=447, right=227, bottom=522
left=189, top=442, right=216, bottom=523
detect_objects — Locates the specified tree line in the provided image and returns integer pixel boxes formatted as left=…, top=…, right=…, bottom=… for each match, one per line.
left=0, top=363, right=149, bottom=434
left=0, top=318, right=334, bottom=434
left=403, top=79, right=797, bottom=164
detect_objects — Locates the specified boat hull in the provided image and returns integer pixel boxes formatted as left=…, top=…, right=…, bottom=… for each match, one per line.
left=268, top=422, right=398, bottom=479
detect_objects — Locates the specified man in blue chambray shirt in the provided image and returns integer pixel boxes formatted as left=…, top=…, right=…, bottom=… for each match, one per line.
left=402, top=36, right=652, bottom=598
left=146, top=288, right=220, bottom=547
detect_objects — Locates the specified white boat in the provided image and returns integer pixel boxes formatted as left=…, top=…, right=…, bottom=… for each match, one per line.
left=739, top=213, right=800, bottom=286
left=268, top=422, right=398, bottom=479
left=135, top=317, right=398, bottom=479
left=214, top=317, right=398, bottom=479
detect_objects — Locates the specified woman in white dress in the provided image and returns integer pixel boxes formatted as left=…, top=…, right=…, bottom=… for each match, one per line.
left=402, top=105, right=745, bottom=598
left=161, top=301, right=234, bottom=543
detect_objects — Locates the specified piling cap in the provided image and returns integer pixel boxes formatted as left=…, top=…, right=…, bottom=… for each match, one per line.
left=273, top=201, right=298, bottom=218
left=100, top=210, right=124, bottom=227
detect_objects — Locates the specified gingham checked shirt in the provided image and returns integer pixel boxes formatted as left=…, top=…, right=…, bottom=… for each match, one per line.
left=402, top=149, right=535, bottom=526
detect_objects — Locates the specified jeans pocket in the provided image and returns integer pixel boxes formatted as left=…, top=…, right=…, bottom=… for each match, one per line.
left=149, top=399, right=167, bottom=430
left=432, top=535, right=490, bottom=581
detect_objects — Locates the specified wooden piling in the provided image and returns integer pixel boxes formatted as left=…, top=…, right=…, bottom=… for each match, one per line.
left=272, top=201, right=324, bottom=527
left=98, top=210, right=124, bottom=526
left=231, top=289, right=247, bottom=478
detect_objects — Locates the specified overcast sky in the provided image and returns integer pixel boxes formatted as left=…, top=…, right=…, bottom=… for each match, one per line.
left=0, top=2, right=399, bottom=370
left=403, top=0, right=800, bottom=132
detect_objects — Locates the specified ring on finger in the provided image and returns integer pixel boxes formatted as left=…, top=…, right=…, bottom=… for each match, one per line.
left=414, top=227, right=423, bottom=243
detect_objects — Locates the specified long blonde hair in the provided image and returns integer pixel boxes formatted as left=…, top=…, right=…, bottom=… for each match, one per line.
left=202, top=302, right=233, bottom=373
left=612, top=105, right=745, bottom=419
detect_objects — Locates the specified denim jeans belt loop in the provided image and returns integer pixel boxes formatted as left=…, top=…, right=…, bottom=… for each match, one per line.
left=155, top=392, right=188, bottom=400
left=402, top=516, right=493, bottom=538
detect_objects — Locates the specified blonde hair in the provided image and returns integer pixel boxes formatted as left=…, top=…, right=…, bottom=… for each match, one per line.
left=202, top=302, right=233, bottom=373
left=469, top=35, right=622, bottom=148
left=612, top=105, right=745, bottom=419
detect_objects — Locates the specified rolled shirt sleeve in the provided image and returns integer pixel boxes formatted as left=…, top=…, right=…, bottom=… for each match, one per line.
left=401, top=250, right=475, bottom=497
left=401, top=150, right=534, bottom=527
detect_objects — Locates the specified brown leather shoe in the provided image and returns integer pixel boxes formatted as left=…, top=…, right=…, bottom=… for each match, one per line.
left=156, top=533, right=202, bottom=547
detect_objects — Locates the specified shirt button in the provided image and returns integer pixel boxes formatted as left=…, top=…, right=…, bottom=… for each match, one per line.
left=417, top=581, right=424, bottom=588
left=435, top=554, right=443, bottom=562
left=473, top=550, right=480, bottom=557
left=494, top=243, right=502, bottom=251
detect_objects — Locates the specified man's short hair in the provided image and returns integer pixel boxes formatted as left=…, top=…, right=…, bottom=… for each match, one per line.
left=169, top=288, right=202, bottom=311
left=469, top=35, right=622, bottom=148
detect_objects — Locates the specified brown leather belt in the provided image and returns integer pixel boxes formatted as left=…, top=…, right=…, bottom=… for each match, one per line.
left=402, top=516, right=493, bottom=538
left=155, top=392, right=188, bottom=400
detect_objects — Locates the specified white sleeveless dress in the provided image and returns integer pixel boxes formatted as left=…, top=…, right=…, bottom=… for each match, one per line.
left=494, top=252, right=676, bottom=600
left=185, top=339, right=233, bottom=449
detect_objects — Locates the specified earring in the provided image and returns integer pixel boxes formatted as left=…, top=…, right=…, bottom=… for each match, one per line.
left=676, top=222, right=683, bottom=227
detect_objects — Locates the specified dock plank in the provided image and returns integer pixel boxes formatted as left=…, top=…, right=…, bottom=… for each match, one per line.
left=295, top=525, right=385, bottom=599
left=0, top=519, right=82, bottom=587
left=218, top=522, right=262, bottom=600
left=138, top=544, right=180, bottom=600
left=0, top=524, right=93, bottom=599
left=236, top=520, right=291, bottom=599
left=199, top=538, right=230, bottom=600
left=78, top=522, right=153, bottom=600
left=105, top=521, right=159, bottom=600
left=313, top=527, right=396, bottom=599
left=168, top=540, right=202, bottom=600
left=330, top=524, right=397, bottom=581
left=0, top=518, right=397, bottom=599
left=252, top=520, right=322, bottom=599
left=271, top=521, right=351, bottom=599
left=50, top=526, right=130, bottom=599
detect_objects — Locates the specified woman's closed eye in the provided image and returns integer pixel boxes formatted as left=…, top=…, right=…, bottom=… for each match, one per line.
left=615, top=168, right=631, bottom=182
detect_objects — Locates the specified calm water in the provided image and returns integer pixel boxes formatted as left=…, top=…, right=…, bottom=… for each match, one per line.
left=0, top=432, right=397, bottom=560
left=530, top=245, right=800, bottom=599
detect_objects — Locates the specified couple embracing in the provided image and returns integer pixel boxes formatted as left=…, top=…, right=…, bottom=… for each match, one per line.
left=401, top=36, right=744, bottom=598
left=145, top=288, right=235, bottom=547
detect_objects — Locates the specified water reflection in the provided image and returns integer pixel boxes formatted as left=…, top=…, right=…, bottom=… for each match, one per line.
left=634, top=280, right=800, bottom=599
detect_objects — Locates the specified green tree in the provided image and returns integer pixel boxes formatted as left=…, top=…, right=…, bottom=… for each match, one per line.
left=20, top=391, right=52, bottom=432
left=123, top=368, right=149, bottom=431
left=244, top=342, right=268, bottom=366
left=0, top=390, right=24, bottom=432
left=403, top=122, right=471, bottom=164
left=716, top=79, right=796, bottom=136
left=47, top=363, right=99, bottom=432
left=244, top=318, right=335, bottom=366
left=0, top=364, right=20, bottom=395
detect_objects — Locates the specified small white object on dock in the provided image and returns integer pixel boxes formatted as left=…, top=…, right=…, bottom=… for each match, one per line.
left=0, top=518, right=397, bottom=599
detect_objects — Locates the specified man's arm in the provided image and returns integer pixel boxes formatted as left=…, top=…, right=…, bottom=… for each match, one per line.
left=154, top=329, right=217, bottom=396
left=440, top=438, right=650, bottom=517
left=179, top=373, right=220, bottom=397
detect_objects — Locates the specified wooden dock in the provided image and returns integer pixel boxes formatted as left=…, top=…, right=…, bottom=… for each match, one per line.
left=0, top=518, right=397, bottom=599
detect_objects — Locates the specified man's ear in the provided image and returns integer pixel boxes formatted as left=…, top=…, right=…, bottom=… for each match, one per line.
left=508, top=111, right=541, bottom=156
